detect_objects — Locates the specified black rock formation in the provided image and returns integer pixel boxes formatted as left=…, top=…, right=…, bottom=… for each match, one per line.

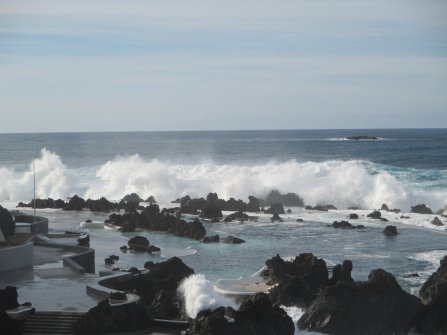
left=383, top=225, right=398, bottom=236
left=222, top=236, right=245, bottom=244
left=411, top=204, right=433, bottom=214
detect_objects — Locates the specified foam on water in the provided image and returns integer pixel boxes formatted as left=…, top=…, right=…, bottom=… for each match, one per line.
left=0, top=148, right=446, bottom=212
left=178, top=274, right=237, bottom=318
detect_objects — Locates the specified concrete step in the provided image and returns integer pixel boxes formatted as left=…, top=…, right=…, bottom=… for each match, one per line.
left=21, top=311, right=84, bottom=334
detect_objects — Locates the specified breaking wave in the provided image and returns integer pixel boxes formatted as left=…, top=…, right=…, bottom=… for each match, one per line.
left=0, top=148, right=446, bottom=211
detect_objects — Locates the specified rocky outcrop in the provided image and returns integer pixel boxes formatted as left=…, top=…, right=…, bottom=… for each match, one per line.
left=298, top=269, right=423, bottom=335
left=17, top=198, right=65, bottom=209
left=411, top=204, right=433, bottom=214
left=367, top=210, right=381, bottom=219
left=186, top=293, right=294, bottom=335
left=224, top=211, right=249, bottom=222
left=346, top=135, right=378, bottom=140
left=327, top=260, right=354, bottom=286
left=381, top=203, right=400, bottom=213
left=85, top=197, right=119, bottom=212
left=75, top=299, right=152, bottom=333
left=201, top=235, right=219, bottom=243
left=383, top=225, right=398, bottom=236
left=266, top=254, right=329, bottom=308
left=122, top=193, right=143, bottom=203
left=305, top=204, right=337, bottom=211
left=431, top=216, right=444, bottom=226
left=264, top=203, right=285, bottom=215
left=348, top=213, right=358, bottom=219
left=330, top=221, right=364, bottom=229
left=0, top=206, right=15, bottom=238
left=412, top=255, right=447, bottom=334
left=128, top=236, right=150, bottom=251
left=145, top=195, right=157, bottom=203
left=222, top=236, right=245, bottom=244
left=246, top=196, right=260, bottom=212
left=63, top=195, right=85, bottom=211
left=271, top=213, right=283, bottom=222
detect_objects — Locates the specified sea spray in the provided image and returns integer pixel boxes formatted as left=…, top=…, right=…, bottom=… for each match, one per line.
left=1, top=149, right=446, bottom=212
left=178, top=274, right=237, bottom=318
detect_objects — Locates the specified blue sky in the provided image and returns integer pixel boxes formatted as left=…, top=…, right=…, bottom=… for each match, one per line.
left=1, top=0, right=446, bottom=132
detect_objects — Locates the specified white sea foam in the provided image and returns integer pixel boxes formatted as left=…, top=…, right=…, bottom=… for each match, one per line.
left=178, top=274, right=237, bottom=318
left=1, top=149, right=446, bottom=212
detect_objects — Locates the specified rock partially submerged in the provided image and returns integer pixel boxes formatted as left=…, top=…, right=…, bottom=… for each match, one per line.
left=261, top=190, right=304, bottom=207
left=431, top=216, right=444, bottom=226
left=222, top=236, right=245, bottom=244
left=367, top=210, right=381, bottom=219
left=264, top=203, right=285, bottom=215
left=305, top=204, right=337, bottom=211
left=346, top=135, right=378, bottom=140
left=201, top=235, right=219, bottom=243
left=383, top=225, right=398, bottom=236
left=411, top=204, right=433, bottom=214
left=186, top=293, right=294, bottom=335
left=330, top=221, right=364, bottom=229
left=298, top=269, right=423, bottom=335
left=224, top=211, right=249, bottom=222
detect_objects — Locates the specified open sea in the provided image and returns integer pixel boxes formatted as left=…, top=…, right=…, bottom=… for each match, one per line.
left=1, top=128, right=447, bottom=332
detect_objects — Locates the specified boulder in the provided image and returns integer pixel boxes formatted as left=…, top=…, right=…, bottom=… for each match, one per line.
left=330, top=221, right=354, bottom=229
left=383, top=225, right=398, bottom=236
left=122, top=193, right=143, bottom=203
left=367, top=210, right=381, bottom=219
left=263, top=190, right=304, bottom=207
left=413, top=255, right=447, bottom=334
left=267, top=253, right=329, bottom=308
left=298, top=269, right=423, bottom=335
left=246, top=196, right=260, bottom=212
left=201, top=235, right=220, bottom=243
left=222, top=236, right=245, bottom=244
left=75, top=299, right=152, bottom=333
left=348, top=213, right=358, bottom=219
left=305, top=204, right=337, bottom=211
left=224, top=211, right=249, bottom=222
left=271, top=213, right=283, bottom=222
left=327, top=260, right=354, bottom=285
left=128, top=236, right=150, bottom=252
left=0, top=206, right=15, bottom=239
left=346, top=135, right=378, bottom=140
left=85, top=197, right=118, bottom=212
left=147, top=245, right=161, bottom=253
left=199, top=205, right=223, bottom=221
left=411, top=204, right=433, bottom=214
left=431, top=216, right=444, bottom=226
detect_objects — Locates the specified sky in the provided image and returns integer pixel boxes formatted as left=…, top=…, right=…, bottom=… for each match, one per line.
left=0, top=0, right=446, bottom=132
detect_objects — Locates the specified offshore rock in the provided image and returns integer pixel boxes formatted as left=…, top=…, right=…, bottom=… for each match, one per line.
left=85, top=197, right=119, bottom=212
left=222, top=235, right=245, bottom=244
left=122, top=193, right=143, bottom=203
left=267, top=253, right=329, bottom=308
left=263, top=190, right=304, bottom=207
left=271, top=213, right=283, bottom=222
left=348, top=213, right=358, bottom=219
left=431, top=216, right=444, bottom=226
left=201, top=235, right=219, bottom=243
left=264, top=203, right=285, bottom=215
left=63, top=195, right=85, bottom=211
left=411, top=204, right=433, bottom=214
left=383, top=225, right=398, bottom=236
left=224, top=211, right=249, bottom=222
left=128, top=236, right=150, bottom=251
left=367, top=210, right=381, bottom=219
left=298, top=269, right=423, bottom=335
left=0, top=206, right=15, bottom=238
left=346, top=135, right=378, bottom=140
left=305, top=204, right=337, bottom=211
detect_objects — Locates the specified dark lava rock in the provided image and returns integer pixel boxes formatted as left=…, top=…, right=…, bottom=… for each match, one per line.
left=381, top=203, right=390, bottom=211
left=267, top=253, right=329, bottom=308
left=413, top=255, right=447, bottom=334
left=264, top=203, right=285, bottom=215
left=122, top=193, right=143, bottom=203
left=305, top=204, right=337, bottom=211
left=145, top=195, right=157, bottom=203
left=383, top=225, right=398, bottom=236
left=150, top=290, right=180, bottom=320
left=346, top=135, right=378, bottom=140
left=0, top=206, right=15, bottom=238
left=411, top=204, right=433, bottom=214
left=380, top=217, right=389, bottom=222
left=331, top=220, right=354, bottom=229
left=110, top=255, right=119, bottom=261
left=186, top=293, right=294, bottom=335
left=85, top=197, right=119, bottom=212
left=105, top=257, right=115, bottom=265
left=271, top=213, right=283, bottom=222
left=63, top=194, right=85, bottom=210
left=367, top=210, right=381, bottom=219
left=199, top=205, right=223, bottom=221
left=120, top=245, right=128, bottom=251
left=348, top=213, right=358, bottom=219
left=128, top=236, right=150, bottom=252
left=144, top=261, right=154, bottom=270
left=400, top=215, right=411, bottom=219
left=224, top=211, right=249, bottom=222
left=246, top=195, right=261, bottom=212
left=296, top=218, right=304, bottom=222
left=403, top=273, right=420, bottom=278
left=327, top=260, right=354, bottom=286
left=201, top=235, right=220, bottom=243
left=222, top=235, right=245, bottom=244
left=298, top=268, right=423, bottom=335
left=431, top=216, right=444, bottom=226
left=148, top=245, right=161, bottom=253
left=263, top=190, right=304, bottom=207
left=112, top=257, right=193, bottom=319
left=75, top=299, right=152, bottom=333
left=0, top=286, right=19, bottom=310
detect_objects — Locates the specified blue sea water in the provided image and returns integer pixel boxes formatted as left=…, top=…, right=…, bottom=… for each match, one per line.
left=1, top=129, right=447, bottom=328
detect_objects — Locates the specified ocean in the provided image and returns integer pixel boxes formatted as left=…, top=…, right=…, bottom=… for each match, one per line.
left=1, top=129, right=446, bottom=331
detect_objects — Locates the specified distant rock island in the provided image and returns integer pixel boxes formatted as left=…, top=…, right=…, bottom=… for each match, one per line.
left=346, top=135, right=378, bottom=140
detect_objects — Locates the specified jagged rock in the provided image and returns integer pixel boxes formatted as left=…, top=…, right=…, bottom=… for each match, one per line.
left=271, top=213, right=283, bottom=222
left=381, top=217, right=389, bottom=222
left=0, top=206, right=15, bottom=238
left=186, top=293, right=294, bottom=335
left=267, top=253, right=329, bottom=308
left=75, top=299, right=152, bottom=333
left=331, top=221, right=354, bottom=229
left=63, top=195, right=85, bottom=210
left=201, top=235, right=220, bottom=243
left=400, top=215, right=410, bottom=219
left=431, top=217, right=444, bottom=226
left=411, top=204, right=433, bottom=214
left=263, top=190, right=304, bottom=207
left=148, top=245, right=160, bottom=253
left=348, top=213, right=358, bottom=219
left=383, top=225, right=398, bottom=236
left=85, top=197, right=119, bottom=212
left=222, top=236, right=245, bottom=244
left=150, top=290, right=180, bottom=320
left=199, top=205, right=223, bottom=221
left=128, top=236, right=150, bottom=252
left=367, top=210, right=381, bottom=219
left=296, top=218, right=304, bottom=222
left=105, top=257, right=114, bottom=265
left=381, top=203, right=390, bottom=211
left=413, top=255, right=447, bottom=334
left=327, top=260, right=354, bottom=286
left=246, top=196, right=260, bottom=212
left=264, top=203, right=285, bottom=215
left=298, top=269, right=423, bottom=335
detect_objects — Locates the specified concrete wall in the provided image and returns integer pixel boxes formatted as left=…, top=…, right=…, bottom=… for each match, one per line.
left=13, top=214, right=49, bottom=235
left=0, top=242, right=34, bottom=272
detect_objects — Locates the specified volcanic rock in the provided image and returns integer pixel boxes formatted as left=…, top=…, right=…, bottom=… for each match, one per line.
left=222, top=235, right=245, bottom=244
left=346, top=135, right=378, bottom=140
left=128, top=236, right=150, bottom=252
left=348, top=213, right=358, bottom=219
left=431, top=216, right=444, bottom=226
left=367, top=210, right=381, bottom=219
left=122, top=193, right=143, bottom=203
left=224, top=211, right=249, bottom=222
left=201, top=235, right=220, bottom=243
left=264, top=203, right=285, bottom=215
left=411, top=204, right=433, bottom=214
left=64, top=195, right=85, bottom=211
left=383, top=225, right=398, bottom=236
